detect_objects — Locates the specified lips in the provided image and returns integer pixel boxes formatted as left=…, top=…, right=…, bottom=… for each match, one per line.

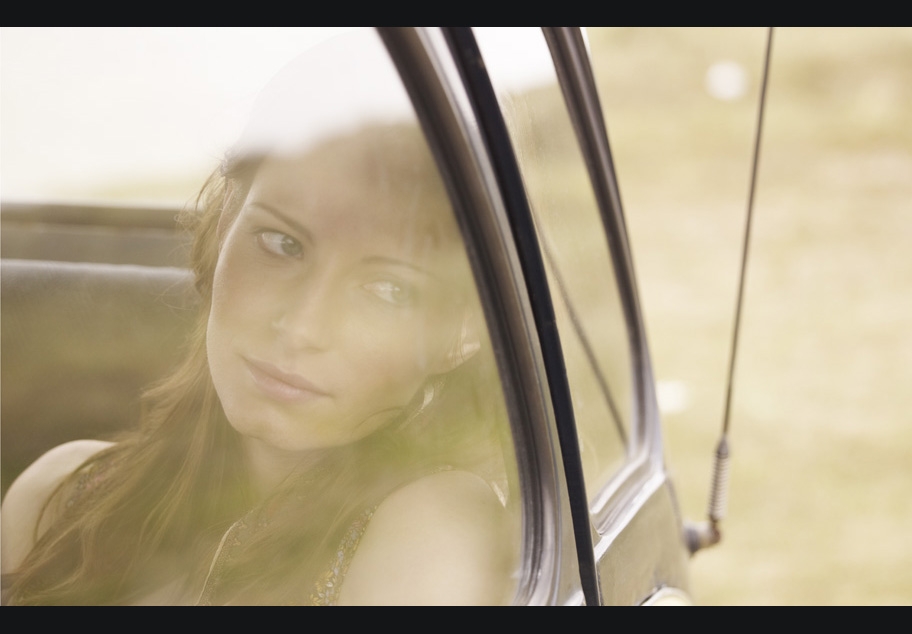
left=243, top=357, right=330, bottom=403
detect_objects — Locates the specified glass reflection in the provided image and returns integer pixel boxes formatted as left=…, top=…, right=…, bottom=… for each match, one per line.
left=2, top=30, right=518, bottom=605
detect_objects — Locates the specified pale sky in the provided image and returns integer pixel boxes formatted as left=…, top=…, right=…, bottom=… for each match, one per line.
left=1, top=27, right=358, bottom=204
left=1, top=28, right=562, bottom=206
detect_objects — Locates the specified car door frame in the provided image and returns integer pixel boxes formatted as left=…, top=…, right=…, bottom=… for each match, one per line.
left=379, top=26, right=690, bottom=606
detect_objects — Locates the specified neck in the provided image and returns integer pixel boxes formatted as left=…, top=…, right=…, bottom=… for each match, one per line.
left=241, top=438, right=325, bottom=502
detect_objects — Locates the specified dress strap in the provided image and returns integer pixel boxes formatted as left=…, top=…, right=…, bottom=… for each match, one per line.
left=309, top=505, right=376, bottom=606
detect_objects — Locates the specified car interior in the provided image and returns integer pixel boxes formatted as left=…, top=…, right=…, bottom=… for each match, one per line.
left=1, top=205, right=194, bottom=498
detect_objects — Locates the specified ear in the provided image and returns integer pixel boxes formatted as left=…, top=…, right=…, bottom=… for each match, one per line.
left=435, top=311, right=481, bottom=374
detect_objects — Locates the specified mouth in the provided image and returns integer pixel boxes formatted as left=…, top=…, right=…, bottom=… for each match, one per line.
left=243, top=357, right=331, bottom=403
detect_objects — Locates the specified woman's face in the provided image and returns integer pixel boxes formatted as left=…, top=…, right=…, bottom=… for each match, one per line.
left=207, top=152, right=464, bottom=455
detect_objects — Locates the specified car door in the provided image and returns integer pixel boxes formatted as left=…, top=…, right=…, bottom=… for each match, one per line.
left=383, top=27, right=691, bottom=604
left=418, top=27, right=693, bottom=604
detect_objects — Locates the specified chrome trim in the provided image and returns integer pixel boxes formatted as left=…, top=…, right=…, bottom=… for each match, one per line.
left=640, top=586, right=693, bottom=607
left=379, top=27, right=571, bottom=606
left=542, top=27, right=668, bottom=530
left=542, top=27, right=692, bottom=603
left=542, top=27, right=659, bottom=457
left=562, top=588, right=586, bottom=606
left=596, top=480, right=691, bottom=605
left=593, top=470, right=666, bottom=562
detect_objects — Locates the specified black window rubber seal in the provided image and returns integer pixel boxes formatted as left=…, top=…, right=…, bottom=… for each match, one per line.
left=441, top=26, right=600, bottom=607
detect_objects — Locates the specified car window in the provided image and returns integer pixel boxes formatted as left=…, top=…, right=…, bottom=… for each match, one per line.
left=473, top=28, right=633, bottom=501
left=1, top=27, right=521, bottom=605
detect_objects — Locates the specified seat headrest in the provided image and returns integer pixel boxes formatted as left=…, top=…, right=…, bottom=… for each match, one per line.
left=1, top=259, right=198, bottom=498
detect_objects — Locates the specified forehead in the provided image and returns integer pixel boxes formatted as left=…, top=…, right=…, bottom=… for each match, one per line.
left=247, top=147, right=457, bottom=248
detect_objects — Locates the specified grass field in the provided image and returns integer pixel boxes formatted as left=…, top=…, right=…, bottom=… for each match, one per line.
left=589, top=27, right=912, bottom=605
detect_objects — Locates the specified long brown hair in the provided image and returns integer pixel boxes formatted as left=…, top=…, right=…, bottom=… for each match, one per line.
left=5, top=124, right=509, bottom=605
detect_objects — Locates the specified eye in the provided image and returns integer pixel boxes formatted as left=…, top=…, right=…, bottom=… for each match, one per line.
left=257, top=231, right=303, bottom=258
left=362, top=280, right=416, bottom=306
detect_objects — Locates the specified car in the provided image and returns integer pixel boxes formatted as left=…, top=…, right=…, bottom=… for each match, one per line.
left=2, top=27, right=695, bottom=605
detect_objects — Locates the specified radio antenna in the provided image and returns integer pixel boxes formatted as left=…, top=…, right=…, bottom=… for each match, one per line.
left=687, top=26, right=774, bottom=555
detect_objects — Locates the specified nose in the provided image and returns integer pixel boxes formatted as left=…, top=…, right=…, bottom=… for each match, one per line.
left=271, top=272, right=338, bottom=351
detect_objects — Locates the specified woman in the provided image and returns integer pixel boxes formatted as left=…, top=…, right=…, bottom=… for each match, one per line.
left=1, top=36, right=517, bottom=605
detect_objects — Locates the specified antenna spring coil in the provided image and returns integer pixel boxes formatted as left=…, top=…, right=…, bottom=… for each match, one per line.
left=707, top=436, right=731, bottom=523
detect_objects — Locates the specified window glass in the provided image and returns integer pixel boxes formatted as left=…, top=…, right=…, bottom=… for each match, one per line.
left=473, top=27, right=633, bottom=500
left=1, top=27, right=519, bottom=605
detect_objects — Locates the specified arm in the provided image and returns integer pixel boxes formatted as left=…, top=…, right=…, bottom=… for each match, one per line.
left=1, top=439, right=113, bottom=573
left=336, top=469, right=515, bottom=606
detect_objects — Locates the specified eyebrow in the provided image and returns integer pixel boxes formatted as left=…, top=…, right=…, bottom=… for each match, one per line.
left=363, top=256, right=434, bottom=278
left=247, top=202, right=314, bottom=245
left=249, top=201, right=436, bottom=277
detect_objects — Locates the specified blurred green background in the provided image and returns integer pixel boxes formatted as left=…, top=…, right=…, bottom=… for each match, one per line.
left=588, top=27, right=912, bottom=605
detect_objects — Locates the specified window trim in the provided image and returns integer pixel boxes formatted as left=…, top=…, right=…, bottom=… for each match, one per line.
left=379, top=27, right=591, bottom=606
left=542, top=27, right=666, bottom=527
left=444, top=26, right=600, bottom=605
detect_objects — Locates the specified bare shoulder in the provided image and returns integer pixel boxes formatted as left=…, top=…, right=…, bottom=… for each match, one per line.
left=1, top=439, right=114, bottom=573
left=337, top=470, right=516, bottom=606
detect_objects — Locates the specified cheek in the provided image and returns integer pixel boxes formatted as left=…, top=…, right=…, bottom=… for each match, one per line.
left=346, top=308, right=455, bottom=386
left=207, top=243, right=274, bottom=364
